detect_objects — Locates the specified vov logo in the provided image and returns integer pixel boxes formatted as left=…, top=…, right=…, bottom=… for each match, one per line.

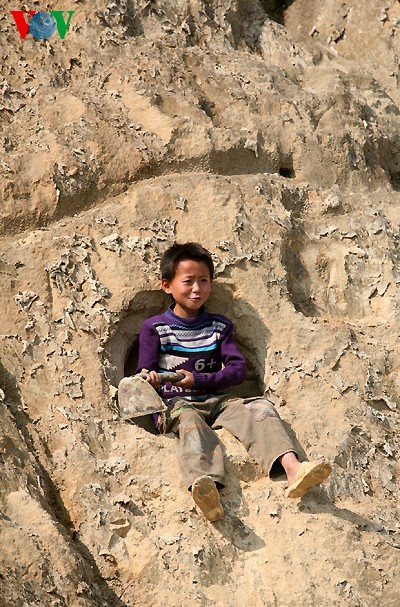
left=11, top=10, right=75, bottom=40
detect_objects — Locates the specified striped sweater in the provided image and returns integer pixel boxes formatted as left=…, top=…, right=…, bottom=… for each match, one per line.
left=136, top=305, right=247, bottom=400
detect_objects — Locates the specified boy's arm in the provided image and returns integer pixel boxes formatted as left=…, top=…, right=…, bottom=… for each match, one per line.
left=191, top=321, right=247, bottom=393
left=135, top=320, right=161, bottom=374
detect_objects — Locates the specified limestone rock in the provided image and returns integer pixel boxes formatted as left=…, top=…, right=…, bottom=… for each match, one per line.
left=0, top=1, right=399, bottom=606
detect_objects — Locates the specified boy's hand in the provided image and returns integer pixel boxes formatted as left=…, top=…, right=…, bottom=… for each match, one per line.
left=141, top=368, right=161, bottom=389
left=175, top=369, right=194, bottom=389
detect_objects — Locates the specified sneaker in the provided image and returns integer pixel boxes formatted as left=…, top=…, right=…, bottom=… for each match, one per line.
left=191, top=475, right=224, bottom=521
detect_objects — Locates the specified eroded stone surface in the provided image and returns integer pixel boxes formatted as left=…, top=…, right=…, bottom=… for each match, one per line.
left=1, top=1, right=400, bottom=606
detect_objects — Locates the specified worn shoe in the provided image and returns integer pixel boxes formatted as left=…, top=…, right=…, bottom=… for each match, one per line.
left=286, top=460, right=332, bottom=498
left=192, top=475, right=224, bottom=521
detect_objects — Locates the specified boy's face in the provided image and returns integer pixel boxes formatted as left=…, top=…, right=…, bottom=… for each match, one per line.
left=162, top=259, right=212, bottom=318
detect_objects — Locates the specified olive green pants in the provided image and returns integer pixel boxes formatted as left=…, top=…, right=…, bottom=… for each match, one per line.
left=162, top=395, right=297, bottom=488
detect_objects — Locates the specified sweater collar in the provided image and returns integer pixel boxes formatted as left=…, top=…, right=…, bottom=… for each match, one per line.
left=165, top=304, right=207, bottom=327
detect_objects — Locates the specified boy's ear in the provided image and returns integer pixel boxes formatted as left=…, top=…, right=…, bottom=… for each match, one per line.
left=161, top=278, right=171, bottom=294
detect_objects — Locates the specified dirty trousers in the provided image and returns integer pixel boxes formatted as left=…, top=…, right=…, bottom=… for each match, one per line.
left=163, top=395, right=297, bottom=488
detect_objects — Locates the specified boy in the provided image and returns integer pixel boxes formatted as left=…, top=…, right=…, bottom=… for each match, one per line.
left=136, top=242, right=331, bottom=521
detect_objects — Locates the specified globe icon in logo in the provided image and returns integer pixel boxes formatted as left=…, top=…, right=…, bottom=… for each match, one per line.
left=29, top=11, right=57, bottom=40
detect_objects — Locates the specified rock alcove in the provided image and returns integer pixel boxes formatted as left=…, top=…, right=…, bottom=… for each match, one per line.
left=103, top=285, right=268, bottom=430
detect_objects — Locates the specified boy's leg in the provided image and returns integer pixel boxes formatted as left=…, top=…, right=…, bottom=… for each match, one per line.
left=167, top=398, right=226, bottom=489
left=213, top=397, right=331, bottom=496
left=211, top=397, right=297, bottom=477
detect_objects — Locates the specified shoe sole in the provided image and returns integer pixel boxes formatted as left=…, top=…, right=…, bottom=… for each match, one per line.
left=192, top=476, right=224, bottom=521
left=287, top=461, right=332, bottom=498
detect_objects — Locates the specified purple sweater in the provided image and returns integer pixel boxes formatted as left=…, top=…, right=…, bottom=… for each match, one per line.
left=136, top=305, right=247, bottom=400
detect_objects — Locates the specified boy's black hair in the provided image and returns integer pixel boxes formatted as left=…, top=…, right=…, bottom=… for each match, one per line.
left=161, top=242, right=214, bottom=282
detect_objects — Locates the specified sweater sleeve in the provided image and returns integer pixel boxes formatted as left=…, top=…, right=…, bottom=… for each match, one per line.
left=192, top=320, right=247, bottom=392
left=135, top=319, right=161, bottom=373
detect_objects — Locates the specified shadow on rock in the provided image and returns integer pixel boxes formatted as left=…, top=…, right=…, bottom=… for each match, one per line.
left=213, top=514, right=266, bottom=552
left=210, top=469, right=266, bottom=552
left=0, top=361, right=129, bottom=607
left=298, top=491, right=391, bottom=535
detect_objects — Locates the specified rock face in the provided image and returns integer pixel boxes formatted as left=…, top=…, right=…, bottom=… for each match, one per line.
left=1, top=1, right=399, bottom=606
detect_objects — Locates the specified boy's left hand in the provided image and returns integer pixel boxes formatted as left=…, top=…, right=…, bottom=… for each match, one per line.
left=175, top=369, right=194, bottom=389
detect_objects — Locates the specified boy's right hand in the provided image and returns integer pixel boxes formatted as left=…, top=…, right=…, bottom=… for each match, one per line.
left=141, top=368, right=161, bottom=389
